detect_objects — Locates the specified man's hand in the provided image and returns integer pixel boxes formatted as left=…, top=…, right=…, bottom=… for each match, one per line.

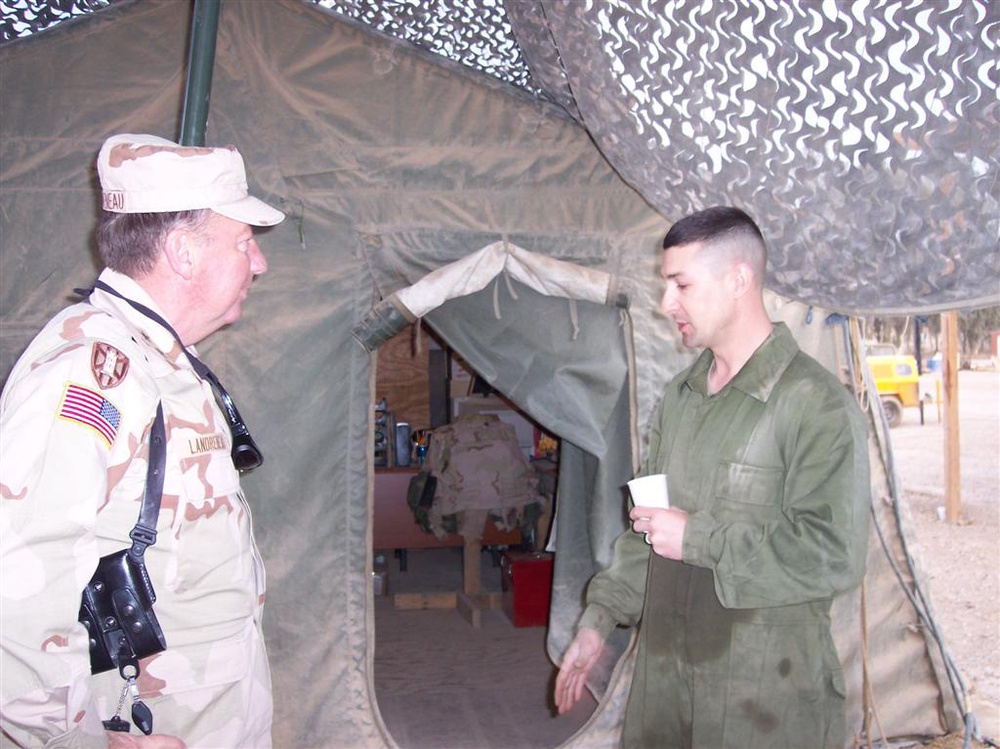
left=554, top=627, right=604, bottom=714
left=629, top=506, right=688, bottom=560
left=108, top=732, right=186, bottom=748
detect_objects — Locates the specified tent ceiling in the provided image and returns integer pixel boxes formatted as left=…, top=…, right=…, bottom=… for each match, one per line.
left=3, top=0, right=997, bottom=314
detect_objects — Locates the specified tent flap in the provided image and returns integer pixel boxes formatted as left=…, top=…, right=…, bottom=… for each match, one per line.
left=353, top=241, right=632, bottom=351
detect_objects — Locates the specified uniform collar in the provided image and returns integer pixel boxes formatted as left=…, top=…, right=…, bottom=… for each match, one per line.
left=90, top=268, right=193, bottom=365
left=683, top=322, right=799, bottom=403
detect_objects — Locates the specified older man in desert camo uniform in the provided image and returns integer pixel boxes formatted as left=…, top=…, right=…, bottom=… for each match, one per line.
left=1, top=134, right=284, bottom=747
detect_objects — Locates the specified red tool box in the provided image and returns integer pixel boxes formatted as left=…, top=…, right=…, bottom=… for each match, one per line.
left=500, top=550, right=554, bottom=627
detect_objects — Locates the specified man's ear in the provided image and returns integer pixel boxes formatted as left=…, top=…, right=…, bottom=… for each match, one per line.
left=732, top=261, right=755, bottom=298
left=162, top=227, right=195, bottom=281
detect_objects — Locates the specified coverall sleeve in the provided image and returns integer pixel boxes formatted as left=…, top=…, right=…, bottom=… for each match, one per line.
left=682, top=377, right=871, bottom=609
left=577, top=526, right=651, bottom=638
left=0, top=342, right=148, bottom=747
left=576, top=392, right=670, bottom=638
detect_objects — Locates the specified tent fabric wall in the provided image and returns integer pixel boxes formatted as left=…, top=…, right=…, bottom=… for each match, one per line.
left=0, top=0, right=966, bottom=746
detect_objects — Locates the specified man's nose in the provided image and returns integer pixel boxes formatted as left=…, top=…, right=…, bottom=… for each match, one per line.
left=249, top=241, right=268, bottom=275
left=659, top=286, right=676, bottom=316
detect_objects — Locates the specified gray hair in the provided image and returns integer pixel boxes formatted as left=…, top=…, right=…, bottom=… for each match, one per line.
left=95, top=209, right=213, bottom=277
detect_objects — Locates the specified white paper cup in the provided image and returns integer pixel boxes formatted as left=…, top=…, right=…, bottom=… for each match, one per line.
left=628, top=474, right=669, bottom=544
left=627, top=474, right=670, bottom=509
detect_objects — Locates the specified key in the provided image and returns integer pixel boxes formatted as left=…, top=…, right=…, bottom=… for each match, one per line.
left=131, top=700, right=154, bottom=735
left=124, top=671, right=154, bottom=735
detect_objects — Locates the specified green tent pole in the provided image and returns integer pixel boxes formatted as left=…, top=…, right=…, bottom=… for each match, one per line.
left=179, top=0, right=222, bottom=147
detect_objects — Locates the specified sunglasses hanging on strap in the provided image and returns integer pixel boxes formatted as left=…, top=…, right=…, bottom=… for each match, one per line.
left=78, top=403, right=167, bottom=735
left=79, top=281, right=264, bottom=473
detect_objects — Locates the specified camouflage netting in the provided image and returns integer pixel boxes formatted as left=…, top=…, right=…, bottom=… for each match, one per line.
left=507, top=0, right=1000, bottom=313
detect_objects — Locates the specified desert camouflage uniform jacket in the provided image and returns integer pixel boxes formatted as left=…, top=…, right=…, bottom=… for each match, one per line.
left=1, top=269, right=271, bottom=748
left=425, top=413, right=540, bottom=539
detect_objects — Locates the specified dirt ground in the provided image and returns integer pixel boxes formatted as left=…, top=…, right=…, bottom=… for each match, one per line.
left=886, top=369, right=999, bottom=745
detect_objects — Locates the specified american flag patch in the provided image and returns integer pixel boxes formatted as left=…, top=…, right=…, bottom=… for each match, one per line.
left=57, top=383, right=122, bottom=447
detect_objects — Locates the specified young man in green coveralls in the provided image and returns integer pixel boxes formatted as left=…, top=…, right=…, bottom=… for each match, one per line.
left=555, top=206, right=870, bottom=748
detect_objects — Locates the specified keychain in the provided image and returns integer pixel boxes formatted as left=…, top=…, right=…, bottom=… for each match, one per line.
left=102, top=679, right=131, bottom=733
left=102, top=664, right=153, bottom=735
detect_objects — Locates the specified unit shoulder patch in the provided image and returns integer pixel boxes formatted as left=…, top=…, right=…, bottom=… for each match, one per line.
left=91, top=342, right=129, bottom=389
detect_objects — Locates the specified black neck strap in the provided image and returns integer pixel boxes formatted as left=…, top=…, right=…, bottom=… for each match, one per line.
left=83, top=280, right=264, bottom=473
left=91, top=280, right=212, bottom=380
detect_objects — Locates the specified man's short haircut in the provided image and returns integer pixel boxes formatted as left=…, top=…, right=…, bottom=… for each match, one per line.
left=96, top=208, right=213, bottom=278
left=662, top=206, right=768, bottom=284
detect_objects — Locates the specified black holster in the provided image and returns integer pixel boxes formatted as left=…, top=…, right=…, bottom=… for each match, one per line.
left=78, top=402, right=167, bottom=678
left=78, top=549, right=167, bottom=676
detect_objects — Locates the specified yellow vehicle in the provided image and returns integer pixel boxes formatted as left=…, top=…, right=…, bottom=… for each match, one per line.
left=866, top=353, right=920, bottom=427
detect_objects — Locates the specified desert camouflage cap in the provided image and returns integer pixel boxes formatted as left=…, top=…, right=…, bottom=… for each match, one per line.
left=97, top=133, right=284, bottom=227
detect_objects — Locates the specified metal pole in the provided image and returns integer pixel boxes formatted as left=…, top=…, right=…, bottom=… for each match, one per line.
left=179, top=0, right=222, bottom=147
left=914, top=316, right=925, bottom=425
left=942, top=311, right=961, bottom=523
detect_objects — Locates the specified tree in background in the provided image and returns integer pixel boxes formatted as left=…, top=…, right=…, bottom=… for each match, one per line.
left=862, top=307, right=1000, bottom=363
left=959, top=307, right=1000, bottom=358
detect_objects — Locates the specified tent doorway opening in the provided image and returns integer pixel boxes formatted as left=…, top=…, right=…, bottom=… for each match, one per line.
left=370, top=325, right=596, bottom=748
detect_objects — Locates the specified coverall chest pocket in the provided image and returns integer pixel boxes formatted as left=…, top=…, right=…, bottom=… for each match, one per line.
left=712, top=462, right=784, bottom=524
